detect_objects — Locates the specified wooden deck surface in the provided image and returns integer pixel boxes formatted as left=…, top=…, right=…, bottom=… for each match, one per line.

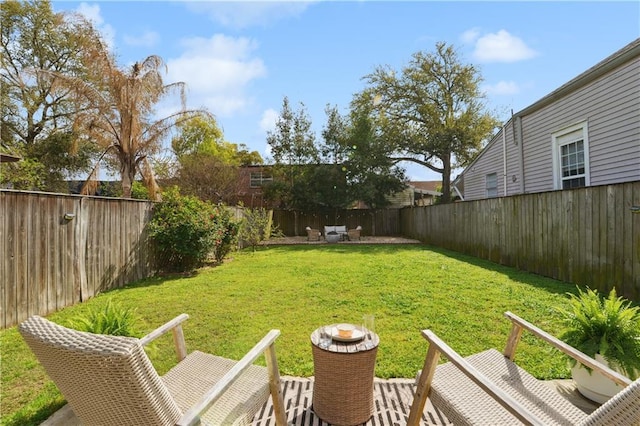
left=252, top=377, right=599, bottom=425
left=255, top=377, right=449, bottom=426
left=42, top=377, right=448, bottom=426
left=42, top=376, right=598, bottom=426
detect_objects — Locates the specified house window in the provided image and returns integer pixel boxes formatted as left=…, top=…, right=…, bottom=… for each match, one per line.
left=486, top=173, right=498, bottom=198
left=250, top=172, right=273, bottom=188
left=552, top=122, right=590, bottom=190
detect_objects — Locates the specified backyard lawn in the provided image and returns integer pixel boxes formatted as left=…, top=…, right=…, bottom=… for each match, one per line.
left=1, top=243, right=581, bottom=425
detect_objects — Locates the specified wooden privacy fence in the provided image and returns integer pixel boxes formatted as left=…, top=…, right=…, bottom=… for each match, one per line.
left=0, top=190, right=155, bottom=329
left=400, top=181, right=640, bottom=301
left=271, top=208, right=401, bottom=237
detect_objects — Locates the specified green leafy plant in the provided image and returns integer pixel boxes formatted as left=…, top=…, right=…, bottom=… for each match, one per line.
left=148, top=187, right=217, bottom=272
left=238, top=207, right=272, bottom=251
left=210, top=205, right=239, bottom=263
left=149, top=187, right=239, bottom=271
left=558, top=287, right=640, bottom=379
left=68, top=299, right=140, bottom=337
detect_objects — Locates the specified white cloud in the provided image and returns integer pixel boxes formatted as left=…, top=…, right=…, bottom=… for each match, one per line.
left=76, top=3, right=102, bottom=25
left=259, top=109, right=279, bottom=159
left=76, top=3, right=115, bottom=49
left=184, top=2, right=315, bottom=29
left=460, top=28, right=481, bottom=44
left=165, top=34, right=266, bottom=117
left=123, top=31, right=159, bottom=48
left=483, top=80, right=520, bottom=96
left=260, top=108, right=279, bottom=133
left=472, top=30, right=538, bottom=63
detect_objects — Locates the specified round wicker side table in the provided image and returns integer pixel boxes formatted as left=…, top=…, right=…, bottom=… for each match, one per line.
left=310, top=325, right=380, bottom=426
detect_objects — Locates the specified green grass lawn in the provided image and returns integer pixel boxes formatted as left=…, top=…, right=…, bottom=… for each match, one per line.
left=1, top=243, right=581, bottom=425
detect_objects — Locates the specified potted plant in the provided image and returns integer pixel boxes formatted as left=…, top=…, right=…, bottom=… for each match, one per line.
left=558, top=287, right=640, bottom=403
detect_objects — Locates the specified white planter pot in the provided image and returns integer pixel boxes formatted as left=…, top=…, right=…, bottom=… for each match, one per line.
left=571, top=354, right=625, bottom=404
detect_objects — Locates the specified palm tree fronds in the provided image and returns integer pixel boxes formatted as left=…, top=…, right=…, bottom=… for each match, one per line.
left=140, top=157, right=161, bottom=201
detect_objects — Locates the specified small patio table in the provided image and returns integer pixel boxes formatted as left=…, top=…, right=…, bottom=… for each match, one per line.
left=310, top=324, right=380, bottom=425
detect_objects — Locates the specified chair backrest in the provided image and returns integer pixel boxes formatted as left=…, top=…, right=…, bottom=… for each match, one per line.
left=580, top=378, right=640, bottom=426
left=19, top=315, right=182, bottom=426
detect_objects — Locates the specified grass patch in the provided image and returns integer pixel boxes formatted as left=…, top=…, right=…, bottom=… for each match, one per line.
left=2, top=244, right=580, bottom=425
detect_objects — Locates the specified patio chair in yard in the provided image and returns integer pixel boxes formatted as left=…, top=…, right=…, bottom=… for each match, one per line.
left=19, top=314, right=287, bottom=426
left=347, top=226, right=362, bottom=241
left=407, top=311, right=640, bottom=426
left=306, top=226, right=321, bottom=241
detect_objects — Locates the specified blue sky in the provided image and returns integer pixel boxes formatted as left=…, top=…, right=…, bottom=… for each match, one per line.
left=52, top=1, right=639, bottom=181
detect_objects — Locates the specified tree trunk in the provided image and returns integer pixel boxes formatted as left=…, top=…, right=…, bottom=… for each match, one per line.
left=440, top=153, right=452, bottom=204
left=120, top=158, right=135, bottom=198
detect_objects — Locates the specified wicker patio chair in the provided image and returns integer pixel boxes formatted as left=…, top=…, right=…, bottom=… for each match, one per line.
left=407, top=311, right=640, bottom=426
left=306, top=226, right=321, bottom=241
left=347, top=226, right=362, bottom=241
left=19, top=314, right=287, bottom=426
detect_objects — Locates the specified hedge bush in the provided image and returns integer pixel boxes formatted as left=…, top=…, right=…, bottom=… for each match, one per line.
left=148, top=187, right=237, bottom=272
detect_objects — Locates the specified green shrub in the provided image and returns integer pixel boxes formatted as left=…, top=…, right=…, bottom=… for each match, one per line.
left=149, top=187, right=238, bottom=272
left=238, top=207, right=272, bottom=251
left=68, top=299, right=140, bottom=337
left=211, top=205, right=239, bottom=263
left=131, top=181, right=150, bottom=200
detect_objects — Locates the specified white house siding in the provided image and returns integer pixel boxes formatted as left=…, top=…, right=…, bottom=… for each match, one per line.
left=587, top=62, right=640, bottom=184
left=461, top=128, right=506, bottom=200
left=458, top=40, right=639, bottom=200
left=504, top=122, right=522, bottom=195
left=522, top=57, right=639, bottom=194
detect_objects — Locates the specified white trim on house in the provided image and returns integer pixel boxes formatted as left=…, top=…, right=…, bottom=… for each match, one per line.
left=551, top=121, right=591, bottom=190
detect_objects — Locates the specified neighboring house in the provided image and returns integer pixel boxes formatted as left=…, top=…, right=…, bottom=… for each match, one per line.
left=0, top=151, right=21, bottom=189
left=386, top=181, right=442, bottom=207
left=410, top=181, right=442, bottom=206
left=236, top=165, right=273, bottom=208
left=454, top=38, right=640, bottom=201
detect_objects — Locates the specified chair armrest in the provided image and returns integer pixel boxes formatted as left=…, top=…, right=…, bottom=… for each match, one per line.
left=177, top=329, right=282, bottom=426
left=503, top=312, right=632, bottom=387
left=409, top=329, right=546, bottom=426
left=139, top=313, right=189, bottom=361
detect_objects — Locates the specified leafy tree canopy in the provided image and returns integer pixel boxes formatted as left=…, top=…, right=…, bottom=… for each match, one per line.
left=264, top=98, right=405, bottom=210
left=170, top=115, right=263, bottom=205
left=1, top=0, right=101, bottom=191
left=172, top=115, right=262, bottom=166
left=359, top=42, right=500, bottom=202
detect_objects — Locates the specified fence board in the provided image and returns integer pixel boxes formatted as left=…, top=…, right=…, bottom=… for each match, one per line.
left=0, top=190, right=155, bottom=329
left=400, top=182, right=640, bottom=301
left=4, top=193, right=17, bottom=327
left=632, top=183, right=640, bottom=299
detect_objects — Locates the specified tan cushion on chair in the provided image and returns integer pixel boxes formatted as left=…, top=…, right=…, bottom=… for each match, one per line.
left=162, top=351, right=270, bottom=425
left=430, top=349, right=587, bottom=426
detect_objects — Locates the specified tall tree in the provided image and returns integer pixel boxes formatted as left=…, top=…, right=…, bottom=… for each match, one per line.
left=344, top=101, right=406, bottom=208
left=1, top=0, right=100, bottom=190
left=320, top=104, right=348, bottom=165
left=43, top=46, right=212, bottom=199
left=267, top=96, right=317, bottom=166
left=171, top=115, right=262, bottom=204
left=361, top=42, right=500, bottom=203
left=265, top=97, right=318, bottom=209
